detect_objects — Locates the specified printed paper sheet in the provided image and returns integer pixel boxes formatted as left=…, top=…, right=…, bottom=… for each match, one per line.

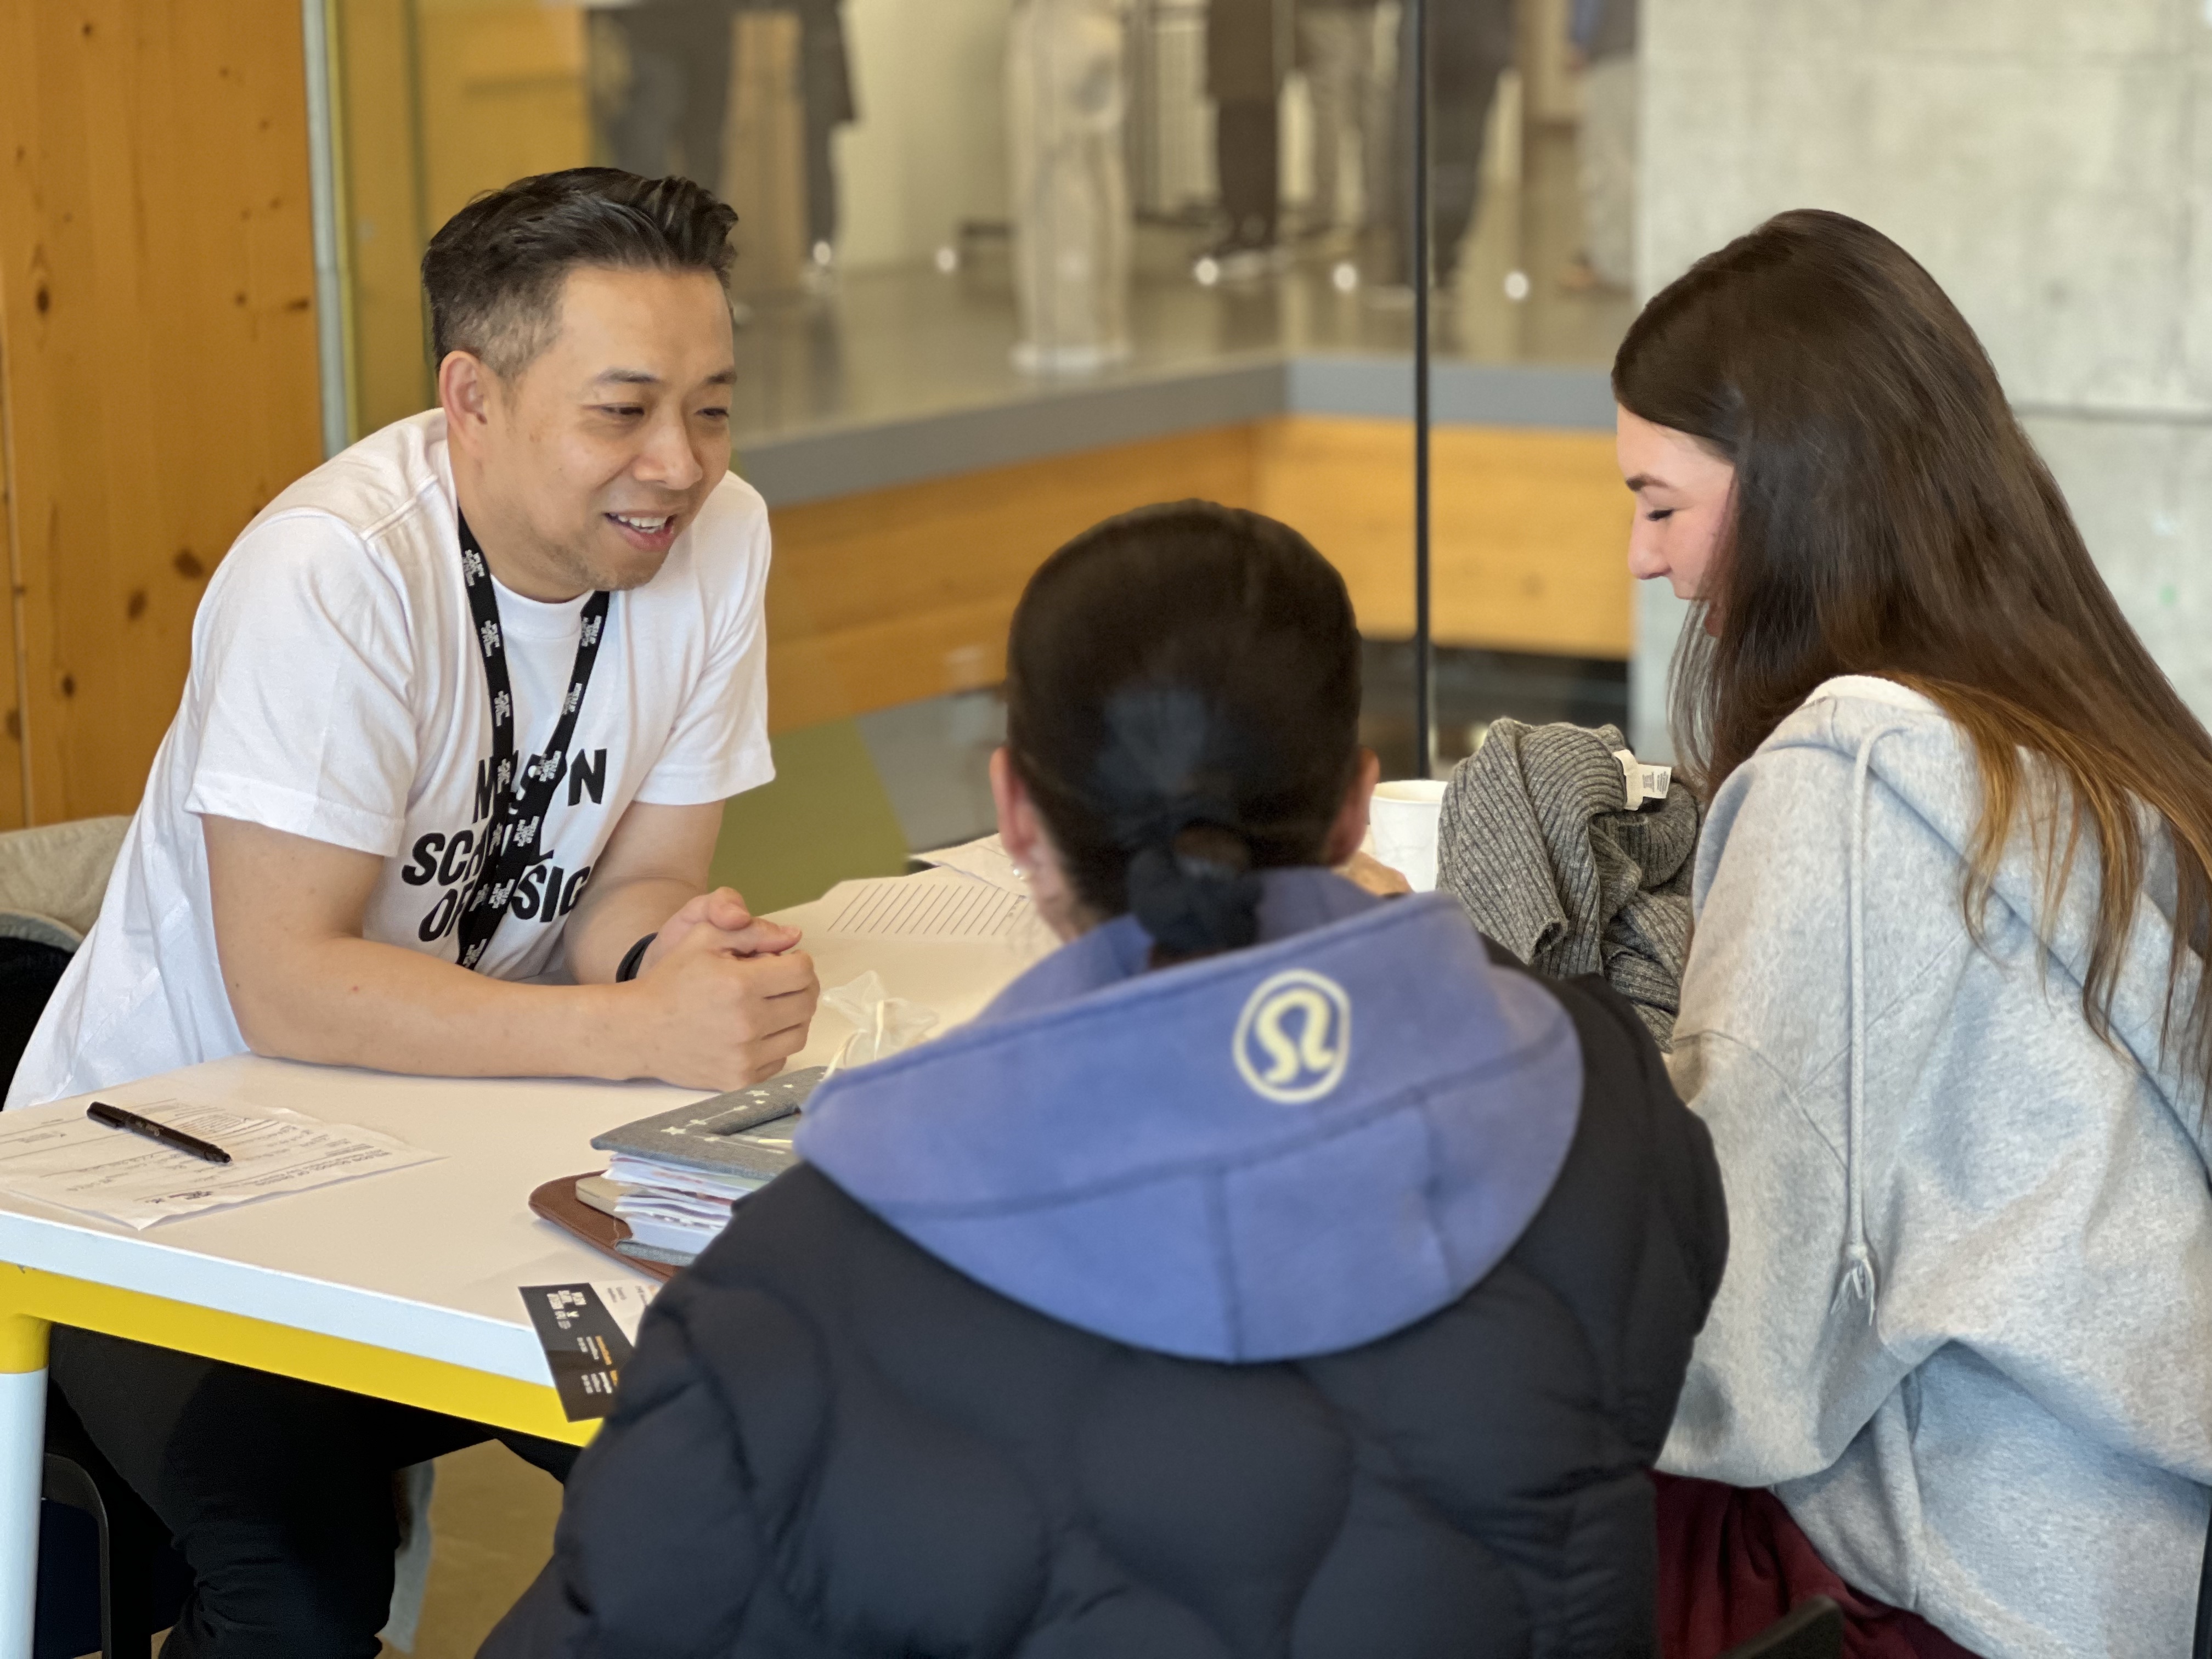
left=0, top=1101, right=442, bottom=1231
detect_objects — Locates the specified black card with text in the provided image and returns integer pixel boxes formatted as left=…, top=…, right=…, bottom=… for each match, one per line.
left=520, top=1282, right=636, bottom=1420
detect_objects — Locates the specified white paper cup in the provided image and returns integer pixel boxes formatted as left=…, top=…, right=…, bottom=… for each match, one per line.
left=1367, top=778, right=1448, bottom=892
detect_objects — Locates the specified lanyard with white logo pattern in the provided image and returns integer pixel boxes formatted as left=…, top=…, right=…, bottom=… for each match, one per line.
left=454, top=511, right=612, bottom=972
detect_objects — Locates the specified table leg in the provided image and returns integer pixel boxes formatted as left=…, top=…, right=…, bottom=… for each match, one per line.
left=0, top=1314, right=48, bottom=1659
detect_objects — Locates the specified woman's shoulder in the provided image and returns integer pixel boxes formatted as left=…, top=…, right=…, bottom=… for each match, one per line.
left=1735, top=676, right=1962, bottom=789
left=1702, top=676, right=1982, bottom=883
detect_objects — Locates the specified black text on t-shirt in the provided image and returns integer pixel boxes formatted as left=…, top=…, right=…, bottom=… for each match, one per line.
left=402, top=748, right=610, bottom=947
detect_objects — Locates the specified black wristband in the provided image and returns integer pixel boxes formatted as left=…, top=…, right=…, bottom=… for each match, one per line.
left=615, top=933, right=657, bottom=983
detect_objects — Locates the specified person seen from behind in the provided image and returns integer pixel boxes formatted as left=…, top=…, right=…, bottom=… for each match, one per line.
left=1620, top=208, right=2212, bottom=1658
left=483, top=501, right=1727, bottom=1657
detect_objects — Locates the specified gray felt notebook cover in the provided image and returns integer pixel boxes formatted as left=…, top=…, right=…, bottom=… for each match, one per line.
left=590, top=1066, right=827, bottom=1183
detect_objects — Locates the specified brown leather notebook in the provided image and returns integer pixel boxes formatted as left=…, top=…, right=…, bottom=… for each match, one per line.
left=528, top=1173, right=680, bottom=1284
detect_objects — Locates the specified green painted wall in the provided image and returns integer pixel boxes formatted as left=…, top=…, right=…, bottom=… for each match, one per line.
left=708, top=719, right=912, bottom=915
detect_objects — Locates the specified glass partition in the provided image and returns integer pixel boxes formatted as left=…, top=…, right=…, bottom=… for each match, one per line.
left=323, top=0, right=1638, bottom=906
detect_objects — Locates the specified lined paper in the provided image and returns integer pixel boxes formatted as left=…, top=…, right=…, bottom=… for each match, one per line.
left=820, top=872, right=1033, bottom=940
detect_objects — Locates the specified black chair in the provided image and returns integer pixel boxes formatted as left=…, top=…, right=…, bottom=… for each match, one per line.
left=3, top=935, right=190, bottom=1656
left=1720, top=1596, right=1844, bottom=1659
left=37, top=1385, right=189, bottom=1658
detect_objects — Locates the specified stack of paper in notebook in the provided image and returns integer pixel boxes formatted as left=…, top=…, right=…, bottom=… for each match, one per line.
left=585, top=1067, right=825, bottom=1266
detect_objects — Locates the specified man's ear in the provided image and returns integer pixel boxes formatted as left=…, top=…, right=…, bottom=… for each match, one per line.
left=437, top=351, right=495, bottom=449
left=1323, top=747, right=1383, bottom=866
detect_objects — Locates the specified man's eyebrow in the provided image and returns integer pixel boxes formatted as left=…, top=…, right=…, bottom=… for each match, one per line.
left=587, top=368, right=737, bottom=388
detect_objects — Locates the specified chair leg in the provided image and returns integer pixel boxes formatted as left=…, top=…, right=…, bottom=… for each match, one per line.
left=43, top=1414, right=174, bottom=1659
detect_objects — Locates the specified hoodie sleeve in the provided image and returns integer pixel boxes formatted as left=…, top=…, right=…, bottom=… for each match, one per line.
left=478, top=1282, right=806, bottom=1659
left=1657, top=740, right=1917, bottom=1487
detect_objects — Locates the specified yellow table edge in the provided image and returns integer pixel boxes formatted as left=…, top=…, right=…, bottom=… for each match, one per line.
left=0, top=1265, right=597, bottom=1446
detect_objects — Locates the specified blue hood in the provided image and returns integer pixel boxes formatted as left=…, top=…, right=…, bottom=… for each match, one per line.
left=797, top=870, right=1583, bottom=1363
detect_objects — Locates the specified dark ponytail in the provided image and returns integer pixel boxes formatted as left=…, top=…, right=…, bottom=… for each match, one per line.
left=1005, top=501, right=1362, bottom=962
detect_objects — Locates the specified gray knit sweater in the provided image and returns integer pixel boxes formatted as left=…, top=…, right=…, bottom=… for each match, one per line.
left=1435, top=719, right=1699, bottom=1046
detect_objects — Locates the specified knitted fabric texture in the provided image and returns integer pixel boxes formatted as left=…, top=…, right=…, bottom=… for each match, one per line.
left=1437, top=719, right=1699, bottom=1047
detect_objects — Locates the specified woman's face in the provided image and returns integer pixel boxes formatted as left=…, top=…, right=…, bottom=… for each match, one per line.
left=1617, top=405, right=1736, bottom=605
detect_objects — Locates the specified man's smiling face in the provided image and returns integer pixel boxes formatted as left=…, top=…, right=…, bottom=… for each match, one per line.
left=475, top=264, right=736, bottom=596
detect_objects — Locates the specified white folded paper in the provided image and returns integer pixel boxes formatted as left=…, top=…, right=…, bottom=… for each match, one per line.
left=914, top=833, right=1030, bottom=896
left=0, top=1100, right=441, bottom=1231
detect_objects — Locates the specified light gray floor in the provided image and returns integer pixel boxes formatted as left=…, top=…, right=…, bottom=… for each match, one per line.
left=729, top=127, right=1633, bottom=453
left=857, top=692, right=1007, bottom=854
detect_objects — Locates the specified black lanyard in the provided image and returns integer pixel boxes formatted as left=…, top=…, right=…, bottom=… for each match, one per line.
left=455, top=512, right=612, bottom=972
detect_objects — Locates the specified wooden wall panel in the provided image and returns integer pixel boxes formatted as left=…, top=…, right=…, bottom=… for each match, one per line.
left=0, top=0, right=324, bottom=825
left=1255, top=416, right=1633, bottom=658
left=416, top=2, right=590, bottom=232
left=761, top=414, right=1630, bottom=736
left=0, top=307, right=24, bottom=825
left=762, top=426, right=1261, bottom=731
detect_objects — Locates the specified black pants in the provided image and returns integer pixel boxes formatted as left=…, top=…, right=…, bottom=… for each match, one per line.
left=603, top=0, right=741, bottom=195
left=1216, top=99, right=1282, bottom=249
left=1380, top=0, right=1514, bottom=287
left=51, top=1327, right=578, bottom=1659
left=603, top=0, right=845, bottom=249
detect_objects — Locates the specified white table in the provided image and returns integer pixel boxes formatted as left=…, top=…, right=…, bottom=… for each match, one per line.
left=0, top=880, right=1046, bottom=1657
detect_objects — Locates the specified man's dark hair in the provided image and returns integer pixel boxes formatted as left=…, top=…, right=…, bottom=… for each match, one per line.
left=421, top=168, right=738, bottom=377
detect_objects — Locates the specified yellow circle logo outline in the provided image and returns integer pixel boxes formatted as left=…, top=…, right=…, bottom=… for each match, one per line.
left=1232, top=969, right=1353, bottom=1103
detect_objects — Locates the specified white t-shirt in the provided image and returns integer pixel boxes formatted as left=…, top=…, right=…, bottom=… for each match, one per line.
left=9, top=410, right=774, bottom=1109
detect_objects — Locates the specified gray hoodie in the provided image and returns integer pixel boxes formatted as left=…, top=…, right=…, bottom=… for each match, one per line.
left=1660, top=675, right=2212, bottom=1659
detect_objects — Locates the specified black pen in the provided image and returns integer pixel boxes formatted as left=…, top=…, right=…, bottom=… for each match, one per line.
left=86, top=1102, right=233, bottom=1166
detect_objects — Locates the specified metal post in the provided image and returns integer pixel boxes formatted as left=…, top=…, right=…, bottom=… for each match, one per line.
left=1409, top=0, right=1434, bottom=778
left=302, top=0, right=352, bottom=458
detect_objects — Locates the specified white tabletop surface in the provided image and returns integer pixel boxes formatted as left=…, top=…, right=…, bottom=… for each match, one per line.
left=0, top=881, right=1048, bottom=1387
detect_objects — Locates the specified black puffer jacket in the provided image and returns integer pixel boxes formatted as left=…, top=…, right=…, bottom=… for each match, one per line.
left=486, top=893, right=1724, bottom=1659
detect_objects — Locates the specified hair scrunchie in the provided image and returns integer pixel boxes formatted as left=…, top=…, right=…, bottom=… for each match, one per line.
left=1120, top=803, right=1262, bottom=959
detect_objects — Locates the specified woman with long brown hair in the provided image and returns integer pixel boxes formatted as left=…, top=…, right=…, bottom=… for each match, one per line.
left=1618, top=210, right=2212, bottom=1658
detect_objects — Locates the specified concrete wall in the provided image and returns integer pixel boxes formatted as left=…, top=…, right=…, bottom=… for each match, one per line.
left=1632, top=0, right=2212, bottom=756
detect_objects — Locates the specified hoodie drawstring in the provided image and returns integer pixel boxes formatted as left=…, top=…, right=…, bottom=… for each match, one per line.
left=1835, top=725, right=1908, bottom=1323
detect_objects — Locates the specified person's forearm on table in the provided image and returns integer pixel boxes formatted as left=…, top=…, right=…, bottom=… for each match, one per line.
left=223, top=933, right=669, bottom=1080
left=205, top=812, right=818, bottom=1089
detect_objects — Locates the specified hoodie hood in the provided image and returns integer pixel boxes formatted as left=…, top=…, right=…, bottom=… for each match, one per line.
left=1774, top=677, right=2210, bottom=1149
left=1715, top=675, right=2212, bottom=1321
left=798, top=869, right=1583, bottom=1363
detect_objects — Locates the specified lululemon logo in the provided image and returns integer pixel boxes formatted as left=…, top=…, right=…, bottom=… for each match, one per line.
left=1233, top=969, right=1352, bottom=1103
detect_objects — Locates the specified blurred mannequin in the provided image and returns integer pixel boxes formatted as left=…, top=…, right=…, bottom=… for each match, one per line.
left=598, top=0, right=854, bottom=268
left=600, top=0, right=742, bottom=193
left=792, top=0, right=858, bottom=274
left=1372, top=0, right=1514, bottom=294
left=1564, top=0, right=1636, bottom=292
left=1200, top=0, right=1291, bottom=276
left=1009, top=0, right=1132, bottom=371
left=1295, top=0, right=1387, bottom=239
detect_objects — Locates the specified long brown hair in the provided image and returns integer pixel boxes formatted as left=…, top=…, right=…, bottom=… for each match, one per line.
left=1615, top=208, right=2212, bottom=1083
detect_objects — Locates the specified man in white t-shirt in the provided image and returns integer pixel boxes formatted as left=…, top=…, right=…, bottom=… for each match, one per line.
left=13, top=170, right=823, bottom=1657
